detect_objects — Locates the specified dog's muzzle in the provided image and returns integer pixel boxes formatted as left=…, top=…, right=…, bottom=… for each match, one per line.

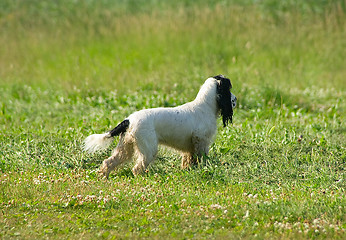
left=231, top=93, right=237, bottom=108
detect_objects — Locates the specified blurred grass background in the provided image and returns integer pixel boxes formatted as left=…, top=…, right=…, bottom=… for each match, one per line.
left=1, top=0, right=345, bottom=92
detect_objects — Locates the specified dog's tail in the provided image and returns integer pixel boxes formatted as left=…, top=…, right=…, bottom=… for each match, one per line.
left=83, top=119, right=130, bottom=153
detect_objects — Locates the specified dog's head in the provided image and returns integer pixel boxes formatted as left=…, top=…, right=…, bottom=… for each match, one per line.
left=214, top=75, right=237, bottom=127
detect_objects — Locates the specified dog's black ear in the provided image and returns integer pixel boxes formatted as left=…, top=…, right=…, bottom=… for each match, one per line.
left=214, top=75, right=233, bottom=127
left=213, top=75, right=232, bottom=89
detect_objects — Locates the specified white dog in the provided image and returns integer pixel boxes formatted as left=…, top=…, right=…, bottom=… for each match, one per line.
left=83, top=75, right=237, bottom=178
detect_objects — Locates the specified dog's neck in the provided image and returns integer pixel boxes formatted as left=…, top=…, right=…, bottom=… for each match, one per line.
left=193, top=78, right=218, bottom=114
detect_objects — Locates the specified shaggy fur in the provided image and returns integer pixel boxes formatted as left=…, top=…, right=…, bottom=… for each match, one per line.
left=83, top=75, right=237, bottom=178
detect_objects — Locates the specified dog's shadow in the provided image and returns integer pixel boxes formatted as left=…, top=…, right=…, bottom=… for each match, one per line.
left=112, top=154, right=222, bottom=179
left=81, top=149, right=111, bottom=169
left=83, top=148, right=224, bottom=181
left=102, top=155, right=179, bottom=179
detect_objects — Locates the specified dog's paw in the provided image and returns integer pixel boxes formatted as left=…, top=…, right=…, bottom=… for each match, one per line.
left=98, top=166, right=109, bottom=180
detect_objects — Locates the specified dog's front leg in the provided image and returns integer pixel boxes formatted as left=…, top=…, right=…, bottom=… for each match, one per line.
left=191, top=135, right=210, bottom=165
left=181, top=153, right=195, bottom=169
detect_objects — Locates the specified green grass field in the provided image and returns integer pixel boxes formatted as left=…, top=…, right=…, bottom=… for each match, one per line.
left=1, top=0, right=345, bottom=239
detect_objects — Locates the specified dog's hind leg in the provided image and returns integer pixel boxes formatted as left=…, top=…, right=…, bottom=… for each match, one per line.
left=100, top=135, right=134, bottom=178
left=132, top=132, right=158, bottom=176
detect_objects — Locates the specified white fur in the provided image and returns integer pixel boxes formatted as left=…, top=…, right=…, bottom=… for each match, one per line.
left=84, top=77, right=236, bottom=178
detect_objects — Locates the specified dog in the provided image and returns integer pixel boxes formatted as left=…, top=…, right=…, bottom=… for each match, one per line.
left=83, top=75, right=237, bottom=178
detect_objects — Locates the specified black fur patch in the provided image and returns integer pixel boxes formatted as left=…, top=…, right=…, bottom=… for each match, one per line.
left=109, top=119, right=130, bottom=137
left=214, top=75, right=233, bottom=127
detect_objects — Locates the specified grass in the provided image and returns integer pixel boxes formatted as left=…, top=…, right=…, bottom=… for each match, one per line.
left=1, top=0, right=345, bottom=239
